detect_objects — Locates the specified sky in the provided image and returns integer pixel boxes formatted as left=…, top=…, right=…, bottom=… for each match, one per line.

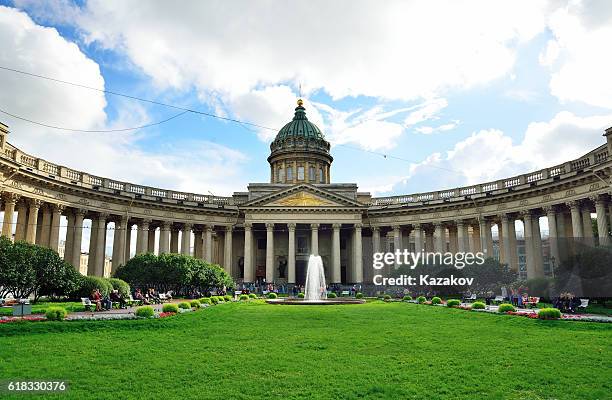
left=0, top=0, right=611, bottom=198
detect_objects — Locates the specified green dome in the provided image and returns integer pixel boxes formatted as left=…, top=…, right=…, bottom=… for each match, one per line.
left=274, top=100, right=325, bottom=141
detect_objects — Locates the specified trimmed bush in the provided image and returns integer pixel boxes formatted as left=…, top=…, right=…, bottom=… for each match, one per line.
left=215, top=296, right=224, bottom=302
left=178, top=302, right=191, bottom=310
left=45, top=306, right=67, bottom=321
left=328, top=292, right=337, bottom=298
left=383, top=294, right=392, bottom=300
left=162, top=303, right=179, bottom=313
left=224, top=295, right=232, bottom=302
left=239, top=294, right=249, bottom=301
left=248, top=293, right=257, bottom=299
left=538, top=308, right=561, bottom=320
left=417, top=296, right=427, bottom=304
left=136, top=306, right=154, bottom=318
left=446, top=299, right=461, bottom=307
left=268, top=292, right=278, bottom=299
left=190, top=300, right=201, bottom=308
left=298, top=293, right=305, bottom=299
left=431, top=297, right=442, bottom=305
left=498, top=303, right=516, bottom=313
left=472, top=301, right=486, bottom=310
left=355, top=292, right=363, bottom=299
left=199, top=298, right=212, bottom=305
left=210, top=297, right=219, bottom=305
left=77, top=276, right=113, bottom=298
left=402, top=295, right=412, bottom=301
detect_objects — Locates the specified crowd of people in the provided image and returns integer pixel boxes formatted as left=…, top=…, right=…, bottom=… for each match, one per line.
left=89, top=288, right=173, bottom=311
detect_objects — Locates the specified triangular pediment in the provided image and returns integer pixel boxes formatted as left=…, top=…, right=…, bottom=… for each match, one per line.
left=242, top=184, right=364, bottom=208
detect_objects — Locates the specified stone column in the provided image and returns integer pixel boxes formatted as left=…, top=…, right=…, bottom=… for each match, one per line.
left=94, top=213, right=108, bottom=277
left=595, top=197, right=610, bottom=246
left=507, top=216, right=518, bottom=272
left=425, top=228, right=434, bottom=252
left=479, top=219, right=490, bottom=258
left=545, top=207, right=560, bottom=272
left=310, top=223, right=319, bottom=256
left=87, top=217, right=99, bottom=275
left=205, top=225, right=213, bottom=262
left=38, top=204, right=52, bottom=247
left=265, top=223, right=274, bottom=283
left=124, top=222, right=132, bottom=262
left=456, top=220, right=467, bottom=253
left=112, top=216, right=127, bottom=273
left=568, top=201, right=583, bottom=238
left=181, top=223, right=192, bottom=256
left=485, top=220, right=494, bottom=258
left=159, top=221, right=171, bottom=253
left=392, top=225, right=401, bottom=252
left=193, top=229, right=203, bottom=259
left=434, top=223, right=445, bottom=253
left=331, top=223, right=341, bottom=283
left=531, top=215, right=544, bottom=278
left=413, top=224, right=424, bottom=253
left=353, top=223, right=363, bottom=283
left=224, top=226, right=233, bottom=275
left=372, top=227, right=381, bottom=254
left=522, top=211, right=536, bottom=279
left=25, top=199, right=42, bottom=244
left=148, top=226, right=156, bottom=254
left=500, top=215, right=512, bottom=266
left=581, top=207, right=593, bottom=239
left=136, top=219, right=150, bottom=255
left=170, top=227, right=179, bottom=253
left=448, top=226, right=458, bottom=254
left=1, top=193, right=18, bottom=238
left=64, top=211, right=75, bottom=263
left=14, top=200, right=27, bottom=241
left=48, top=204, right=63, bottom=252
left=71, top=209, right=86, bottom=269
left=243, top=223, right=253, bottom=282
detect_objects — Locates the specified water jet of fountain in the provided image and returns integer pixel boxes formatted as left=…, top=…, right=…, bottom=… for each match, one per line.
left=304, top=255, right=327, bottom=301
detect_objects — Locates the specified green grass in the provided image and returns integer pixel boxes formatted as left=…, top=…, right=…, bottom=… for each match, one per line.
left=0, top=302, right=610, bottom=399
left=0, top=301, right=85, bottom=316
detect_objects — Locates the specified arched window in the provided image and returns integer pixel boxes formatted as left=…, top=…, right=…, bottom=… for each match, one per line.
left=297, top=166, right=305, bottom=180
left=287, top=166, right=293, bottom=181
left=308, top=166, right=315, bottom=181
left=319, top=168, right=324, bottom=183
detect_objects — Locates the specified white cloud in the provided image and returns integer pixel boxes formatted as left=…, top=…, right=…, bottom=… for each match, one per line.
left=415, top=120, right=460, bottom=135
left=13, top=0, right=549, bottom=102
left=0, top=6, right=248, bottom=198
left=402, top=111, right=612, bottom=192
left=541, top=1, right=612, bottom=108
left=404, top=98, right=448, bottom=126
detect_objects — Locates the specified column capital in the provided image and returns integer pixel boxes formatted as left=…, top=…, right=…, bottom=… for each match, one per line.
left=413, top=223, right=422, bottom=229
left=542, top=205, right=558, bottom=215
left=498, top=214, right=510, bottom=222
left=225, top=225, right=234, bottom=232
left=205, top=224, right=214, bottom=232
left=265, top=223, right=274, bottom=230
left=74, top=208, right=87, bottom=217
left=182, top=223, right=192, bottom=231
left=433, top=221, right=443, bottom=228
left=162, top=221, right=173, bottom=230
left=97, top=212, right=109, bottom=221
left=372, top=226, right=380, bottom=232
left=140, top=219, right=152, bottom=229
left=28, top=198, right=43, bottom=209
left=566, top=200, right=581, bottom=210
left=1, top=192, right=20, bottom=204
left=520, top=210, right=533, bottom=220
left=50, top=204, right=65, bottom=214
left=392, top=225, right=401, bottom=232
left=310, top=223, right=320, bottom=229
left=287, top=223, right=296, bottom=230
left=331, top=223, right=341, bottom=229
left=244, top=222, right=252, bottom=230
left=354, top=223, right=362, bottom=230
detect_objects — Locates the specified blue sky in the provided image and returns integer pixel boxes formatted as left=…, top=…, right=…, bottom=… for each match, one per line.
left=1, top=0, right=611, bottom=197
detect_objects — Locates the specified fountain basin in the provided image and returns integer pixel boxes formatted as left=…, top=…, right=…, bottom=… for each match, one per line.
left=266, top=298, right=365, bottom=305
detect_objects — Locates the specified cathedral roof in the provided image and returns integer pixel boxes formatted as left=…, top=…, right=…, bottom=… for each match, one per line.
left=274, top=99, right=326, bottom=142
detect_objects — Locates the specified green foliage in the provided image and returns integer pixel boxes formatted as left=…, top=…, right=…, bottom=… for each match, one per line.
left=402, top=295, right=412, bottom=301
left=45, top=306, right=67, bottom=321
left=417, top=296, right=427, bottom=304
left=267, top=292, right=278, bottom=299
left=0, top=237, right=81, bottom=301
left=538, top=308, right=561, bottom=320
left=298, top=293, right=305, bottom=298
left=383, top=294, right=392, bottom=300
left=248, top=293, right=257, bottom=299
left=178, top=302, right=191, bottom=309
left=77, top=276, right=113, bottom=299
left=472, top=301, right=486, bottom=310
left=446, top=299, right=461, bottom=307
left=190, top=300, right=201, bottom=308
left=215, top=296, right=224, bottom=302
left=136, top=306, right=154, bottom=318
left=113, top=253, right=234, bottom=296
left=498, top=303, right=516, bottom=313
left=431, top=297, right=442, bottom=305
left=239, top=294, right=249, bottom=301
left=108, top=278, right=131, bottom=298
left=327, top=292, right=337, bottom=298
left=555, top=246, right=612, bottom=298
left=210, top=296, right=219, bottom=304
left=223, top=295, right=232, bottom=302
left=199, top=298, right=212, bottom=305
left=355, top=292, right=363, bottom=299
left=162, top=303, right=179, bottom=313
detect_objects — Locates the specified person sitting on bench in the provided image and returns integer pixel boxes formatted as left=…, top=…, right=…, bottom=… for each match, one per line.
left=110, top=290, right=126, bottom=309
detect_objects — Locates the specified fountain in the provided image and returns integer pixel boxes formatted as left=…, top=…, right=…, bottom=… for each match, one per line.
left=266, top=255, right=365, bottom=305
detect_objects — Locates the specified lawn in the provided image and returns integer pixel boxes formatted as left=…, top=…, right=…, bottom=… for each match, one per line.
left=0, top=301, right=610, bottom=399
